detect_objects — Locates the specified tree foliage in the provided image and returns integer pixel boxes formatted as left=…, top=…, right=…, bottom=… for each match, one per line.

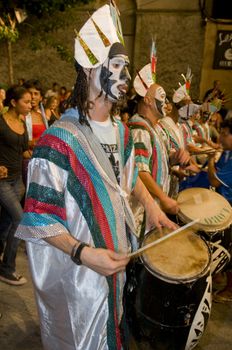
left=0, top=0, right=92, bottom=83
left=0, top=16, right=19, bottom=42
left=0, top=1, right=90, bottom=17
left=0, top=0, right=91, bottom=42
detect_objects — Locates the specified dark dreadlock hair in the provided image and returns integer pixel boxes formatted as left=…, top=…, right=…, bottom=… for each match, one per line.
left=65, top=59, right=125, bottom=124
left=65, top=61, right=91, bottom=125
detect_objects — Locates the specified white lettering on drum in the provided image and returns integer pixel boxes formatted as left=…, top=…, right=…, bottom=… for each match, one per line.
left=203, top=207, right=230, bottom=225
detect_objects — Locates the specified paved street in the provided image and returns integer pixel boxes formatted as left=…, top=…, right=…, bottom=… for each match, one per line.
left=0, top=244, right=232, bottom=350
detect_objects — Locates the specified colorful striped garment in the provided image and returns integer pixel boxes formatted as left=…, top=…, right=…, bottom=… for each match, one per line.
left=16, top=108, right=138, bottom=350
left=179, top=120, right=195, bottom=149
left=128, top=114, right=170, bottom=193
left=128, top=114, right=170, bottom=235
left=159, top=117, right=185, bottom=151
left=192, top=121, right=211, bottom=141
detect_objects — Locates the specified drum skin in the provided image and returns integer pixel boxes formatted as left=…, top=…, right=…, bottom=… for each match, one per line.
left=177, top=188, right=232, bottom=233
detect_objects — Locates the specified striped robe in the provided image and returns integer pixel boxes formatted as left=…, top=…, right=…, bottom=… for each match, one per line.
left=128, top=114, right=170, bottom=235
left=192, top=121, right=211, bottom=142
left=15, top=108, right=138, bottom=350
left=179, top=120, right=195, bottom=149
left=159, top=117, right=185, bottom=151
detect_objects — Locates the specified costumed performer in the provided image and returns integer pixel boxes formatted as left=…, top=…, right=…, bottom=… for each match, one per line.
left=15, top=4, right=176, bottom=350
left=128, top=40, right=190, bottom=236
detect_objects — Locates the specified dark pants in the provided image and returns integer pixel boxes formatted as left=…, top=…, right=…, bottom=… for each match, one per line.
left=0, top=207, right=12, bottom=255
left=0, top=177, right=25, bottom=274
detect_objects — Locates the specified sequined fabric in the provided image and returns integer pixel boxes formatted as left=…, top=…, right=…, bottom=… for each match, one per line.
left=16, top=108, right=138, bottom=350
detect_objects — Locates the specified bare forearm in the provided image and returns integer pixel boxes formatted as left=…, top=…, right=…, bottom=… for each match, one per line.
left=207, top=157, right=220, bottom=187
left=188, top=144, right=205, bottom=154
left=205, top=139, right=219, bottom=149
left=44, top=233, right=79, bottom=256
left=133, top=175, right=178, bottom=230
left=133, top=175, right=161, bottom=212
left=44, top=233, right=129, bottom=276
left=139, top=172, right=167, bottom=201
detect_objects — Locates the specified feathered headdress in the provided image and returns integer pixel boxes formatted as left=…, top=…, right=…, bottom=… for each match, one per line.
left=133, top=38, right=157, bottom=97
left=173, top=66, right=193, bottom=103
left=150, top=38, right=157, bottom=84
left=202, top=99, right=222, bottom=114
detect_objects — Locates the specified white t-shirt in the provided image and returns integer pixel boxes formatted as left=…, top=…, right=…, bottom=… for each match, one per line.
left=88, top=117, right=120, bottom=183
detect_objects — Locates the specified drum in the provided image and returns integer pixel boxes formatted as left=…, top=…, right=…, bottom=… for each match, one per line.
left=177, top=188, right=232, bottom=274
left=210, top=237, right=231, bottom=275
left=177, top=188, right=232, bottom=233
left=125, top=227, right=212, bottom=350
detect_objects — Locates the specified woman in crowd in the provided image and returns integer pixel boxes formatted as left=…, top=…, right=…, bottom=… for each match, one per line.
left=0, top=86, right=6, bottom=114
left=0, top=85, right=31, bottom=285
left=23, top=79, right=47, bottom=148
left=44, top=95, right=60, bottom=126
left=59, top=86, right=67, bottom=104
left=22, top=80, right=48, bottom=185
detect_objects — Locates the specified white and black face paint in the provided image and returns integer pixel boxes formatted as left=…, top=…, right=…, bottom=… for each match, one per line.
left=154, top=86, right=167, bottom=117
left=201, top=112, right=210, bottom=123
left=99, top=55, right=131, bottom=102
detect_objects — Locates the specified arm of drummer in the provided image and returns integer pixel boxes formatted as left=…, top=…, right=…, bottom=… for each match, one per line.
left=193, top=135, right=220, bottom=150
left=132, top=176, right=178, bottom=231
left=169, top=148, right=191, bottom=166
left=207, top=153, right=221, bottom=187
left=187, top=143, right=203, bottom=154
left=44, top=234, right=129, bottom=276
left=205, top=139, right=221, bottom=150
left=138, top=171, right=179, bottom=215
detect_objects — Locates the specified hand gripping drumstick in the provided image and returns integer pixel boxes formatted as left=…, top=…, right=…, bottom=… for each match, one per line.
left=128, top=219, right=200, bottom=258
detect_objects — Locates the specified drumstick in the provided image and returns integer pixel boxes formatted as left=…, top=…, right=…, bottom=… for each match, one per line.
left=190, top=149, right=222, bottom=156
left=128, top=219, right=199, bottom=258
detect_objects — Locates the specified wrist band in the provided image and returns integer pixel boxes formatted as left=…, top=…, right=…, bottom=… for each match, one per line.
left=71, top=242, right=89, bottom=265
left=71, top=242, right=80, bottom=258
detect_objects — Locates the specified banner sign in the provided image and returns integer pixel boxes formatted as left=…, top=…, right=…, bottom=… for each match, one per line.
left=213, top=30, right=232, bottom=70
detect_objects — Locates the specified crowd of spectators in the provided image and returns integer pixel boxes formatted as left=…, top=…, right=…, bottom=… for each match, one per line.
left=0, top=80, right=71, bottom=285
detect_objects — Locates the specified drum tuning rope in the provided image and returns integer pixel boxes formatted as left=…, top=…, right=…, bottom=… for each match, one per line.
left=128, top=219, right=200, bottom=258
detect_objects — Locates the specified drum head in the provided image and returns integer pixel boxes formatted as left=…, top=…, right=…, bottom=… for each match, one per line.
left=141, top=227, right=210, bottom=283
left=177, top=188, right=232, bottom=232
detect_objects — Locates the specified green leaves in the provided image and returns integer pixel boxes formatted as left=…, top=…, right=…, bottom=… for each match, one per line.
left=0, top=1, right=91, bottom=18
left=0, top=14, right=19, bottom=42
left=0, top=24, right=18, bottom=42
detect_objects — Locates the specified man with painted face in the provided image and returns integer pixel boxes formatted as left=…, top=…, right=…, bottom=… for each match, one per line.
left=15, top=5, right=176, bottom=350
left=85, top=41, right=131, bottom=184
left=192, top=107, right=221, bottom=151
left=129, top=64, right=190, bottom=235
left=99, top=42, right=130, bottom=101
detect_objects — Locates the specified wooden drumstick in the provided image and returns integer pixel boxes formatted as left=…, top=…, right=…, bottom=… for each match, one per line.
left=190, top=149, right=222, bottom=156
left=128, top=219, right=200, bottom=258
